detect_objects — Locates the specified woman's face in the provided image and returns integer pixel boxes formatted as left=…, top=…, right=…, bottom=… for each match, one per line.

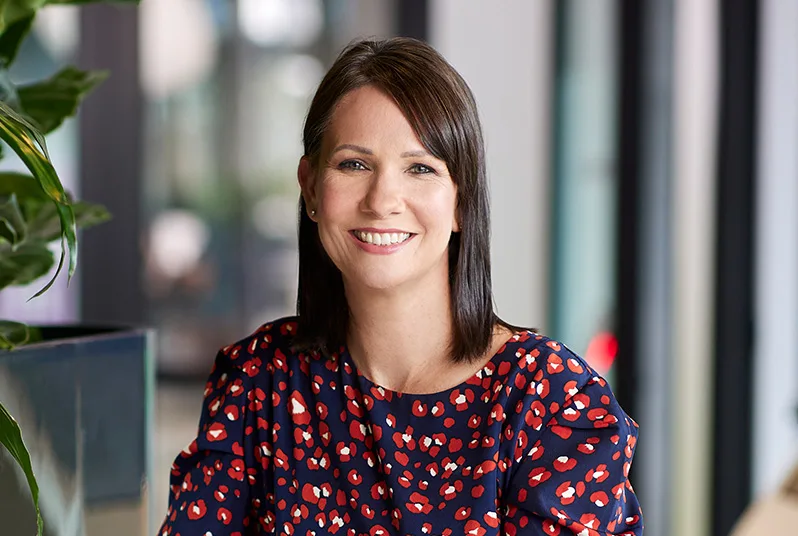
left=299, top=85, right=459, bottom=294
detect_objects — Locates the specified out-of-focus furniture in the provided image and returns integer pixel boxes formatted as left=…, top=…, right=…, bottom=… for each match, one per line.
left=0, top=327, right=154, bottom=536
left=731, top=459, right=798, bottom=535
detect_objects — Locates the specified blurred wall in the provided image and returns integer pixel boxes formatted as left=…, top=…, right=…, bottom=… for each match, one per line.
left=430, top=0, right=553, bottom=330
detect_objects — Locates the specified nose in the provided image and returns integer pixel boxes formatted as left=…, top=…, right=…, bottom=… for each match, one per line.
left=360, top=169, right=404, bottom=218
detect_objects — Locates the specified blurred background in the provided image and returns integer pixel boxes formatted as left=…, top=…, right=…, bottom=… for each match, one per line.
left=0, top=1, right=795, bottom=535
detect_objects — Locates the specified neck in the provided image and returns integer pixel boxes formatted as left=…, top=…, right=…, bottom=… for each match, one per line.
left=344, top=273, right=455, bottom=393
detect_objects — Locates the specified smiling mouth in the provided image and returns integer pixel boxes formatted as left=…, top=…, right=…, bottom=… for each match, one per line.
left=352, top=230, right=412, bottom=246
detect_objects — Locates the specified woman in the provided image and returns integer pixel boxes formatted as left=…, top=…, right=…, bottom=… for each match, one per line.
left=159, top=37, right=643, bottom=535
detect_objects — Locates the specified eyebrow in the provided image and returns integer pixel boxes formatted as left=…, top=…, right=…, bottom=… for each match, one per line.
left=331, top=144, right=432, bottom=159
left=332, top=144, right=372, bottom=155
left=400, top=150, right=431, bottom=158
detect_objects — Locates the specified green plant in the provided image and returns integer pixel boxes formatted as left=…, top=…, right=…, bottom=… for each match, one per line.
left=0, top=1, right=139, bottom=534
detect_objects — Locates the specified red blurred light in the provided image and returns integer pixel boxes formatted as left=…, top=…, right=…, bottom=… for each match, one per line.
left=584, top=331, right=617, bottom=374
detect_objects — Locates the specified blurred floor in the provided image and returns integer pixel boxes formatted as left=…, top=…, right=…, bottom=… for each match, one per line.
left=153, top=378, right=207, bottom=526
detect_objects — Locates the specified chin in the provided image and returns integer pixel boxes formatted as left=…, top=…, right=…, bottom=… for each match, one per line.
left=344, top=266, right=415, bottom=292
left=356, top=274, right=409, bottom=291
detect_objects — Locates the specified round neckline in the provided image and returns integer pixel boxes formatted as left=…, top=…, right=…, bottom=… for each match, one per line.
left=341, top=329, right=528, bottom=398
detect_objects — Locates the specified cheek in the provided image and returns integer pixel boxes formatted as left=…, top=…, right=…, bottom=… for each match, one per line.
left=317, top=179, right=358, bottom=219
left=419, top=190, right=458, bottom=232
left=315, top=184, right=356, bottom=257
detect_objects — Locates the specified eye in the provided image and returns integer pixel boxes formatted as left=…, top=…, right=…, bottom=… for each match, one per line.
left=338, top=159, right=368, bottom=171
left=408, top=163, right=435, bottom=175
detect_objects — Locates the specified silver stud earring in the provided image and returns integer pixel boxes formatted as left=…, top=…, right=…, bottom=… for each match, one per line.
left=310, top=209, right=316, bottom=217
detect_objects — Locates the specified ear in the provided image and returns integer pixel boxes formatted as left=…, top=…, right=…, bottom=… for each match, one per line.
left=452, top=200, right=461, bottom=233
left=297, top=156, right=317, bottom=219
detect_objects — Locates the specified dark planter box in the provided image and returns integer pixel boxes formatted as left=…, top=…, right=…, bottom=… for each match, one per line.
left=0, top=326, right=154, bottom=536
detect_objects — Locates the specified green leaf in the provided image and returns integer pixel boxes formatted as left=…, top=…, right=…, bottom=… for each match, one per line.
left=0, top=193, right=26, bottom=245
left=0, top=15, right=34, bottom=67
left=28, top=234, right=62, bottom=297
left=0, top=320, right=39, bottom=348
left=51, top=201, right=74, bottom=278
left=0, top=398, right=42, bottom=536
left=0, top=318, right=29, bottom=347
left=0, top=99, right=75, bottom=295
left=0, top=2, right=45, bottom=34
left=25, top=324, right=41, bottom=344
left=73, top=200, right=111, bottom=228
left=0, top=172, right=49, bottom=201
left=17, top=66, right=108, bottom=134
left=0, top=1, right=40, bottom=34
left=0, top=66, right=19, bottom=109
left=27, top=199, right=110, bottom=242
left=0, top=101, right=60, bottom=198
left=0, top=240, right=54, bottom=290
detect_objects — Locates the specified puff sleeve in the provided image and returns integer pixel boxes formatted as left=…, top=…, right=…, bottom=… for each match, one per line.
left=158, top=350, right=263, bottom=535
left=503, top=363, right=643, bottom=535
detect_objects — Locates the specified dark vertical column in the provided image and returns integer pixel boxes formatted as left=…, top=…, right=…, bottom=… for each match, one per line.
left=397, top=0, right=428, bottom=40
left=548, top=0, right=567, bottom=344
left=216, top=3, right=248, bottom=328
left=615, top=1, right=676, bottom=534
left=712, top=0, right=759, bottom=533
left=614, top=0, right=643, bottom=434
left=78, top=5, right=143, bottom=326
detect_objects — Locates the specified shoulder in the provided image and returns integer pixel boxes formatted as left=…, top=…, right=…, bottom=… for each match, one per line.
left=504, top=330, right=621, bottom=415
left=211, top=316, right=307, bottom=378
left=224, top=315, right=300, bottom=353
left=508, top=330, right=598, bottom=385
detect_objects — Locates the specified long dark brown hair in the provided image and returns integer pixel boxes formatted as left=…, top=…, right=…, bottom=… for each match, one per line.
left=294, top=37, right=518, bottom=363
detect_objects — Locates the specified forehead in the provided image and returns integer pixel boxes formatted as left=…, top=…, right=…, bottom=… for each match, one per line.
left=324, top=85, right=422, bottom=148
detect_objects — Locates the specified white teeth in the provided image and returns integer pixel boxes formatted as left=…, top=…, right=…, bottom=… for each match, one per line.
left=354, top=231, right=411, bottom=246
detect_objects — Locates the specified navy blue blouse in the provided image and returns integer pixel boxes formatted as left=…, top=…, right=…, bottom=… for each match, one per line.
left=159, top=317, right=643, bottom=535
